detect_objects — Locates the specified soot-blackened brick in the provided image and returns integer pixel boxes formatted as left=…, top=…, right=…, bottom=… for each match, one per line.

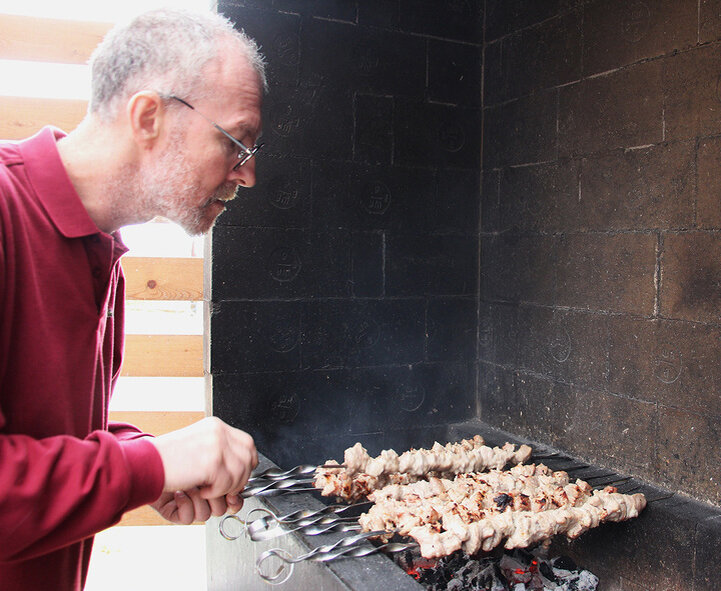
left=301, top=299, right=426, bottom=369
left=301, top=19, right=425, bottom=97
left=485, top=10, right=582, bottom=105
left=433, top=168, right=480, bottom=235
left=663, top=44, right=721, bottom=142
left=485, top=0, right=566, bottom=42
left=385, top=233, right=478, bottom=297
left=211, top=227, right=351, bottom=300
left=426, top=297, right=477, bottom=362
left=555, top=233, right=656, bottom=315
left=515, top=306, right=609, bottom=389
left=408, top=362, right=477, bottom=425
left=483, top=90, right=558, bottom=169
left=499, top=159, right=579, bottom=234
left=582, top=0, right=697, bottom=77
left=398, top=0, right=483, bottom=43
left=354, top=94, right=393, bottom=165
left=662, top=232, right=721, bottom=324
left=480, top=169, right=500, bottom=233
left=480, top=234, right=556, bottom=305
left=478, top=303, right=518, bottom=366
left=579, top=141, right=695, bottom=231
left=562, top=387, right=657, bottom=475
left=658, top=407, right=721, bottom=506
left=263, top=85, right=353, bottom=160
left=395, top=100, right=482, bottom=169
left=478, top=363, right=523, bottom=434
left=351, top=232, right=384, bottom=297
left=695, top=515, right=721, bottom=590
left=514, top=374, right=576, bottom=448
left=357, top=0, right=400, bottom=28
left=607, top=316, right=721, bottom=417
left=218, top=154, right=312, bottom=229
left=700, top=0, right=721, bottom=43
left=559, top=60, right=664, bottom=157
left=310, top=161, right=433, bottom=233
left=428, top=40, right=482, bottom=108
left=209, top=301, right=302, bottom=373
left=696, top=135, right=721, bottom=228
left=219, top=6, right=301, bottom=88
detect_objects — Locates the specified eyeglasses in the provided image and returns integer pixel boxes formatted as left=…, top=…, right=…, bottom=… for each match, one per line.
left=167, top=95, right=263, bottom=170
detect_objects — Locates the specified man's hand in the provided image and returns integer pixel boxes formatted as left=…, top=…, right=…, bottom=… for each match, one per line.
left=147, top=416, right=257, bottom=522
left=151, top=487, right=243, bottom=524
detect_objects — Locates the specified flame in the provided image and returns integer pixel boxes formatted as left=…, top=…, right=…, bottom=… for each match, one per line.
left=406, top=567, right=421, bottom=580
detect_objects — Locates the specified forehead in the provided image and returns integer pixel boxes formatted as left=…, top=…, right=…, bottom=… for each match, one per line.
left=202, top=46, right=263, bottom=133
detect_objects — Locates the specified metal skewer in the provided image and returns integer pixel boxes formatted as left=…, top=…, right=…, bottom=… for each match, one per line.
left=255, top=530, right=416, bottom=585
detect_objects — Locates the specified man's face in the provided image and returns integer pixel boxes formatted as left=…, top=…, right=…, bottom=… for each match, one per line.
left=144, top=52, right=263, bottom=235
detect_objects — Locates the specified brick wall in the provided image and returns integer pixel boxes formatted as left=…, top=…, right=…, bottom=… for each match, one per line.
left=211, top=0, right=483, bottom=467
left=480, top=0, right=721, bottom=509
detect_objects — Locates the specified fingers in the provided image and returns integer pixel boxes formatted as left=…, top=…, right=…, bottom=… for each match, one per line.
left=173, top=491, right=196, bottom=524
left=149, top=417, right=258, bottom=499
left=225, top=493, right=244, bottom=514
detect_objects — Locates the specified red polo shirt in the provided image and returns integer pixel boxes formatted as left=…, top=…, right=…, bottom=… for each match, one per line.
left=0, top=127, right=164, bottom=591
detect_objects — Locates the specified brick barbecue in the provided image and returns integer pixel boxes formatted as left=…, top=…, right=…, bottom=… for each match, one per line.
left=207, top=1, right=721, bottom=589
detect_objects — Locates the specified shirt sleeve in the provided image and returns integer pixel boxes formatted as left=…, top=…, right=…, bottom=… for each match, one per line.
left=0, top=430, right=164, bottom=562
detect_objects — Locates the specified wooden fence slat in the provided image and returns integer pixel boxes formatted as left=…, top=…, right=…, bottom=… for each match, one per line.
left=111, top=410, right=206, bottom=526
left=109, top=410, right=206, bottom=435
left=122, top=257, right=203, bottom=301
left=117, top=504, right=204, bottom=527
left=0, top=96, right=87, bottom=140
left=122, top=335, right=203, bottom=377
left=0, top=14, right=110, bottom=63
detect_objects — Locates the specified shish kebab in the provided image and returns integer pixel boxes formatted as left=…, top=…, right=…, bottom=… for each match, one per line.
left=310, top=437, right=645, bottom=560
left=358, top=463, right=646, bottom=557
left=315, top=435, right=533, bottom=503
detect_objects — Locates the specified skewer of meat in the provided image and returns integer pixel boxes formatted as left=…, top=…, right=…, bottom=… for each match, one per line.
left=342, top=436, right=532, bottom=476
left=359, top=464, right=593, bottom=535
left=315, top=436, right=533, bottom=502
left=404, top=487, right=646, bottom=558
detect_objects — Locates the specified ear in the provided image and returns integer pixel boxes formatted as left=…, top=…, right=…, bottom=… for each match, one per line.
left=126, top=91, right=165, bottom=147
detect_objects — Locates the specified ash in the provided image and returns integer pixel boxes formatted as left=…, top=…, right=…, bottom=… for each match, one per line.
left=415, top=548, right=598, bottom=591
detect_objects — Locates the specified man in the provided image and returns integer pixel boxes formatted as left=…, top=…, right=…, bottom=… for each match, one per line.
left=0, top=9, right=265, bottom=590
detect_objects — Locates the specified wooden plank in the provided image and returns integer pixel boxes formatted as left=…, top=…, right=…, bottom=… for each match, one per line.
left=117, top=504, right=204, bottom=527
left=0, top=96, right=87, bottom=139
left=0, top=14, right=111, bottom=63
left=121, top=335, right=203, bottom=377
left=122, top=257, right=204, bottom=301
left=111, top=412, right=207, bottom=527
left=109, top=410, right=205, bottom=436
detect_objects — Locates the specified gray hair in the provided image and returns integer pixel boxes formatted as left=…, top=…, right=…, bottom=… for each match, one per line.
left=88, top=8, right=267, bottom=120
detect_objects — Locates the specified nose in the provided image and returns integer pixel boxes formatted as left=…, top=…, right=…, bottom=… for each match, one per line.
left=228, top=157, right=257, bottom=188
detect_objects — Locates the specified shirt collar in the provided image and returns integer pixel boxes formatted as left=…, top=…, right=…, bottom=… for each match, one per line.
left=19, top=126, right=109, bottom=240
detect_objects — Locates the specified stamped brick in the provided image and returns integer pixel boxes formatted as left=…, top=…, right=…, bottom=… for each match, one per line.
left=516, top=306, right=609, bottom=388
left=484, top=90, right=558, bottom=168
left=485, top=9, right=582, bottom=105
left=663, top=44, right=721, bottom=141
left=480, top=234, right=556, bottom=305
left=697, top=135, right=721, bottom=228
left=658, top=407, right=721, bottom=506
left=499, top=159, right=579, bottom=233
left=559, top=60, right=664, bottom=157
left=583, top=0, right=697, bottom=77
left=555, top=233, right=656, bottom=315
left=579, top=141, right=695, bottom=231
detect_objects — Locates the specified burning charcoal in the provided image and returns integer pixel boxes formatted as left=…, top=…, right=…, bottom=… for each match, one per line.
left=552, top=555, right=577, bottom=571
left=538, top=561, right=559, bottom=583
